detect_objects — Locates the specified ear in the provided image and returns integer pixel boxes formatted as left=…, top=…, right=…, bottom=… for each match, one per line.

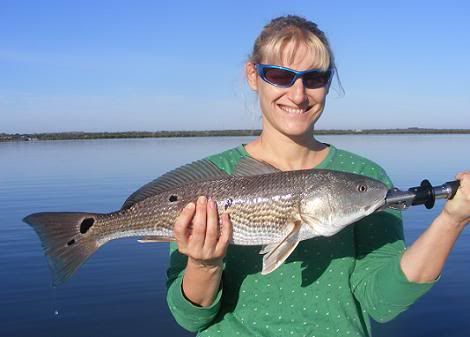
left=245, top=62, right=258, bottom=91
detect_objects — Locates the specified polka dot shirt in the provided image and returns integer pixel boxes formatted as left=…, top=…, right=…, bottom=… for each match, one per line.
left=166, top=145, right=436, bottom=336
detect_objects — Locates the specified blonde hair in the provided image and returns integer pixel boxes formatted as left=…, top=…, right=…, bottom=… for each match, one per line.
left=249, top=15, right=335, bottom=72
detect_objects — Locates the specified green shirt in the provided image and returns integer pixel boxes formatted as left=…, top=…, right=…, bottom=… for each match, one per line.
left=166, top=144, right=435, bottom=337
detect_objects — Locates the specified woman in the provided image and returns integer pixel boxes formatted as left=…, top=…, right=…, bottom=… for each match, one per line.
left=166, top=15, right=470, bottom=336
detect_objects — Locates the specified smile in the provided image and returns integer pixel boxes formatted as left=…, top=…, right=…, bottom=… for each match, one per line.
left=278, top=104, right=311, bottom=114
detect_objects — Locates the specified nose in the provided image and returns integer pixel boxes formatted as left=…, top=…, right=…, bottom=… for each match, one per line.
left=287, top=77, right=308, bottom=106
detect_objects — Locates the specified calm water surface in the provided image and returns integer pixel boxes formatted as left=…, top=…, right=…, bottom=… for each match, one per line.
left=1, top=135, right=469, bottom=337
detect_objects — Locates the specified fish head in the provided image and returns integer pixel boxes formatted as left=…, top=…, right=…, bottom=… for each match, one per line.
left=300, top=171, right=388, bottom=237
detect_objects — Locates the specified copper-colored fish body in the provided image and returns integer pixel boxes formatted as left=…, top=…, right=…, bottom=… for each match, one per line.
left=24, top=158, right=388, bottom=284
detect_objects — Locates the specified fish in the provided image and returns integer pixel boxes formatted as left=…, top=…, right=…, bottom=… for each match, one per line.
left=23, top=156, right=388, bottom=285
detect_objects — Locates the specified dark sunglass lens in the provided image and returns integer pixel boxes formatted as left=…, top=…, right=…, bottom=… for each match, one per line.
left=303, top=71, right=331, bottom=89
left=263, top=68, right=295, bottom=86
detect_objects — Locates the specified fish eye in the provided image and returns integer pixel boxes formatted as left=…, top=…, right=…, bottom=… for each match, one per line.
left=357, top=184, right=368, bottom=193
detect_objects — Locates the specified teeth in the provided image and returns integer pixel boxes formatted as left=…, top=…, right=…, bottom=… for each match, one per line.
left=279, top=105, right=306, bottom=114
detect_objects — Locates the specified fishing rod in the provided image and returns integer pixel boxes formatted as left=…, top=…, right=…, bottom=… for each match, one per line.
left=384, top=179, right=460, bottom=210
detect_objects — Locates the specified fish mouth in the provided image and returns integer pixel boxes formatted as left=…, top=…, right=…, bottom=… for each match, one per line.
left=364, top=198, right=387, bottom=215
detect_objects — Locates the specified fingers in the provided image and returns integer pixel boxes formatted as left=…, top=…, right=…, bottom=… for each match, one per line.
left=456, top=171, right=470, bottom=184
left=444, top=171, right=470, bottom=226
left=174, top=202, right=195, bottom=253
left=456, top=171, right=469, bottom=180
left=175, top=196, right=231, bottom=263
left=204, top=198, right=220, bottom=252
left=215, top=212, right=232, bottom=256
left=455, top=172, right=470, bottom=192
left=456, top=172, right=470, bottom=199
left=189, top=196, right=208, bottom=251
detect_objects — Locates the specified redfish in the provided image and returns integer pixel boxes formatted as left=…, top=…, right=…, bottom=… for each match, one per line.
left=24, top=157, right=387, bottom=285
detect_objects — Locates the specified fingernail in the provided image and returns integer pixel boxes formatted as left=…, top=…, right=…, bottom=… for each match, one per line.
left=208, top=198, right=215, bottom=209
left=198, top=196, right=207, bottom=205
left=185, top=202, right=195, bottom=210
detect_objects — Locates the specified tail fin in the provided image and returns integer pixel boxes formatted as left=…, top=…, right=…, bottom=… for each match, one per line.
left=23, top=212, right=105, bottom=286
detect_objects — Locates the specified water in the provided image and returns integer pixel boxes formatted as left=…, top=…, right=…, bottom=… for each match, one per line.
left=1, top=135, right=469, bottom=337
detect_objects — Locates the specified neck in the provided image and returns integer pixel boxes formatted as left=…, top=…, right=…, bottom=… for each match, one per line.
left=245, top=129, right=328, bottom=171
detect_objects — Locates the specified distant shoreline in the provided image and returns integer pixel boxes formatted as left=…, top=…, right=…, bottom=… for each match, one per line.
left=1, top=128, right=470, bottom=142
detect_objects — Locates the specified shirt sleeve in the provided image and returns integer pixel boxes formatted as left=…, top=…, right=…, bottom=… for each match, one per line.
left=166, top=242, right=223, bottom=332
left=349, top=166, right=437, bottom=323
left=165, top=148, right=242, bottom=332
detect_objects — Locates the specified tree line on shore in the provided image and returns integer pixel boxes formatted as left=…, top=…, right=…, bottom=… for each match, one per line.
left=1, top=128, right=470, bottom=142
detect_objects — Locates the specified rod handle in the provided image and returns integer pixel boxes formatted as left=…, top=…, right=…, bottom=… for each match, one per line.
left=444, top=180, right=460, bottom=200
left=410, top=179, right=435, bottom=209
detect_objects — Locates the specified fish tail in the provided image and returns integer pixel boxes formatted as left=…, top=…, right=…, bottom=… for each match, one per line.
left=23, top=212, right=105, bottom=285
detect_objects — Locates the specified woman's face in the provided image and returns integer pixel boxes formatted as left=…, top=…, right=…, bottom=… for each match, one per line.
left=247, top=41, right=329, bottom=139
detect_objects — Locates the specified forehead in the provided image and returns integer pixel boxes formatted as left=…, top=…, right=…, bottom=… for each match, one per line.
left=261, top=39, right=329, bottom=71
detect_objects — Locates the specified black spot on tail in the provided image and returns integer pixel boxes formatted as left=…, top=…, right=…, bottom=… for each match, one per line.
left=23, top=211, right=104, bottom=285
left=169, top=195, right=178, bottom=202
left=80, top=218, right=95, bottom=234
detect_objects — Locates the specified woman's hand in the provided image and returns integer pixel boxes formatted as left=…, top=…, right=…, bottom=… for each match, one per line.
left=401, top=171, right=470, bottom=283
left=173, top=196, right=232, bottom=307
left=442, top=171, right=470, bottom=228
left=175, top=196, right=232, bottom=268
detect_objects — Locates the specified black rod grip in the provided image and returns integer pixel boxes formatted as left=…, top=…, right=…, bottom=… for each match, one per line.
left=410, top=179, right=435, bottom=209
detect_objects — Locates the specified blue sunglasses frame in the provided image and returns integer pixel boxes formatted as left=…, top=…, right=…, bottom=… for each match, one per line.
left=255, top=64, right=332, bottom=89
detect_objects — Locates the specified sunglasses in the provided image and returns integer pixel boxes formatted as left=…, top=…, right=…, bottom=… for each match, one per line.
left=255, top=64, right=332, bottom=89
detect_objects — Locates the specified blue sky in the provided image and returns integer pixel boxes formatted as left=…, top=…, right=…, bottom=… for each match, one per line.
left=1, top=0, right=469, bottom=133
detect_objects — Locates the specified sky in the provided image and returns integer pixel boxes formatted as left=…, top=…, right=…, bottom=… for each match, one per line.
left=1, top=0, right=469, bottom=133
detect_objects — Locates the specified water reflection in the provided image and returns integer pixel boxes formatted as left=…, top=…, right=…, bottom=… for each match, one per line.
left=1, top=135, right=469, bottom=337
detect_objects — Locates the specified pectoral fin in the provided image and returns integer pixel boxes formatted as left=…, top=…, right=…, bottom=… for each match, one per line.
left=261, top=220, right=302, bottom=275
left=137, top=236, right=175, bottom=243
left=259, top=243, right=277, bottom=255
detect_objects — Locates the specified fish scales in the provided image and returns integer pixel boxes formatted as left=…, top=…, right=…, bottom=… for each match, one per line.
left=23, top=159, right=389, bottom=284
left=96, top=170, right=305, bottom=246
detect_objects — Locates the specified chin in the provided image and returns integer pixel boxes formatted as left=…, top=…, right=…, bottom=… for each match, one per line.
left=278, top=124, right=315, bottom=139
left=281, top=118, right=319, bottom=136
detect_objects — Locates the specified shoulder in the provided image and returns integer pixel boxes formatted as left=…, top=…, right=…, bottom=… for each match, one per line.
left=329, top=146, right=394, bottom=189
left=205, top=145, right=249, bottom=175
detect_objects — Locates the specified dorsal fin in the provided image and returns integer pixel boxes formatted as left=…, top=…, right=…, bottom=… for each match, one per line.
left=121, top=159, right=228, bottom=210
left=232, top=156, right=280, bottom=176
